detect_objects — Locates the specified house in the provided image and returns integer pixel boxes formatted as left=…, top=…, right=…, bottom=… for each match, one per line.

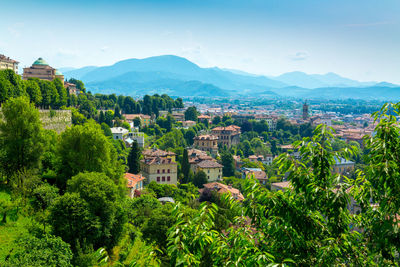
left=271, top=181, right=292, bottom=192
left=243, top=169, right=268, bottom=185
left=110, top=127, right=129, bottom=140
left=233, top=155, right=243, bottom=170
left=199, top=182, right=244, bottom=201
left=0, top=54, right=19, bottom=73
left=332, top=157, right=355, bottom=175
left=188, top=148, right=213, bottom=169
left=125, top=131, right=145, bottom=147
left=64, top=82, right=80, bottom=96
left=123, top=114, right=152, bottom=127
left=140, top=148, right=178, bottom=185
left=125, top=173, right=145, bottom=198
left=263, top=154, right=274, bottom=165
left=248, top=155, right=264, bottom=163
left=182, top=120, right=196, bottom=128
left=193, top=135, right=218, bottom=156
left=194, top=160, right=223, bottom=182
left=211, top=125, right=241, bottom=147
left=198, top=114, right=211, bottom=124
left=172, top=111, right=185, bottom=122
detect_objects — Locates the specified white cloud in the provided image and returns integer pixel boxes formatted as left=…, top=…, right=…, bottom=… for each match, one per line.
left=290, top=51, right=309, bottom=61
left=100, top=46, right=109, bottom=52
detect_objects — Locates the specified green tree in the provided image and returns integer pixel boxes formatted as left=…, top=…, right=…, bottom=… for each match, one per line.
left=4, top=234, right=73, bottom=267
left=0, top=97, right=44, bottom=179
left=128, top=141, right=141, bottom=174
left=57, top=121, right=123, bottom=189
left=184, top=106, right=198, bottom=122
left=221, top=152, right=235, bottom=177
left=25, top=79, right=42, bottom=105
left=193, top=170, right=208, bottom=188
left=53, top=78, right=67, bottom=107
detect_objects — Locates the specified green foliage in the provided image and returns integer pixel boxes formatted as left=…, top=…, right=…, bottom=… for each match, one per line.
left=50, top=172, right=126, bottom=252
left=155, top=129, right=186, bottom=150
left=57, top=121, right=123, bottom=189
left=221, top=152, right=235, bottom=177
left=181, top=149, right=191, bottom=183
left=193, top=170, right=207, bottom=188
left=4, top=234, right=73, bottom=267
left=127, top=141, right=141, bottom=174
left=0, top=97, right=44, bottom=179
left=184, top=106, right=198, bottom=122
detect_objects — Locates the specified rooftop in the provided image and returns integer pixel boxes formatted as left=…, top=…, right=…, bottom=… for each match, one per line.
left=196, top=160, right=223, bottom=168
left=33, top=57, right=49, bottom=66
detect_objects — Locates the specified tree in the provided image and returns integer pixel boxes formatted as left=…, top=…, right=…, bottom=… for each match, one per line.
left=221, top=152, right=235, bottom=177
left=128, top=141, right=141, bottom=174
left=114, top=104, right=121, bottom=119
left=181, top=149, right=190, bottom=183
left=57, top=121, right=123, bottom=189
left=184, top=128, right=196, bottom=146
left=0, top=97, right=44, bottom=179
left=25, top=79, right=42, bottom=105
left=193, top=170, right=208, bottom=188
left=212, top=116, right=221, bottom=125
left=49, top=172, right=126, bottom=252
left=31, top=183, right=59, bottom=232
left=53, top=78, right=67, bottom=107
left=5, top=234, right=73, bottom=267
left=184, top=106, right=198, bottom=122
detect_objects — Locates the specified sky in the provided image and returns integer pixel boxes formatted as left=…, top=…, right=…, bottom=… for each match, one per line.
left=1, top=0, right=399, bottom=83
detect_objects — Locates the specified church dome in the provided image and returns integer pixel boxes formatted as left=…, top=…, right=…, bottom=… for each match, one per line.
left=33, top=57, right=49, bottom=66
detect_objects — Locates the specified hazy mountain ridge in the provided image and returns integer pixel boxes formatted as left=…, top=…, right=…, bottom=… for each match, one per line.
left=63, top=55, right=399, bottom=99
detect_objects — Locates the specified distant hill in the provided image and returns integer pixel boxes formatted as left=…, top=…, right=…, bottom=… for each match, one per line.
left=63, top=55, right=399, bottom=98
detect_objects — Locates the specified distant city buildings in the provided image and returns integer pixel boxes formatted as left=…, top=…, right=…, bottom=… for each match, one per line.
left=0, top=54, right=19, bottom=73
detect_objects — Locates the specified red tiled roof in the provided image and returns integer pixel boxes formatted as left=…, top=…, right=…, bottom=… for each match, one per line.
left=125, top=173, right=145, bottom=188
left=142, top=148, right=175, bottom=157
left=196, top=160, right=223, bottom=168
left=200, top=182, right=244, bottom=201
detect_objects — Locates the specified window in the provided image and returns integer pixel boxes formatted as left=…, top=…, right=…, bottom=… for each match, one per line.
left=157, top=169, right=160, bottom=174
left=167, top=176, right=170, bottom=181
left=162, top=176, right=165, bottom=181
left=168, top=169, right=170, bottom=173
left=157, top=177, right=160, bottom=182
left=162, top=169, right=165, bottom=173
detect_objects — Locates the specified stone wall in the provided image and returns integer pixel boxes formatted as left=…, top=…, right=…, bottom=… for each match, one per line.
left=39, top=109, right=72, bottom=133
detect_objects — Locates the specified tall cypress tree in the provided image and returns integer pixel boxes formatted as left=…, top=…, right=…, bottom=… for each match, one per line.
left=181, top=148, right=190, bottom=183
left=128, top=141, right=141, bottom=174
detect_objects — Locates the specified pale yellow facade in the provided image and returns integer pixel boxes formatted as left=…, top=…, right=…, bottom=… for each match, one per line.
left=196, top=166, right=222, bottom=182
left=140, top=161, right=178, bottom=185
left=0, top=55, right=19, bottom=73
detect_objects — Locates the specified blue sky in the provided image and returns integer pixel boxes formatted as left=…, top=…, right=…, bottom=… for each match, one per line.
left=1, top=0, right=399, bottom=83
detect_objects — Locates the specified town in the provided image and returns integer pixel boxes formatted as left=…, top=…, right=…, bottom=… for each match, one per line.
left=1, top=52, right=396, bottom=266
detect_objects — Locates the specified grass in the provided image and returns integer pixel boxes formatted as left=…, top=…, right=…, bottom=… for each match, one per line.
left=0, top=186, right=31, bottom=263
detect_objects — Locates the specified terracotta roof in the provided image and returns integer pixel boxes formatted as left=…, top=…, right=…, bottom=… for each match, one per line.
left=246, top=170, right=267, bottom=180
left=272, top=181, right=292, bottom=189
left=200, top=182, right=244, bottom=201
left=212, top=125, right=241, bottom=132
left=124, top=114, right=151, bottom=120
left=125, top=173, right=145, bottom=188
left=198, top=115, right=211, bottom=119
left=0, top=54, right=19, bottom=64
left=196, top=160, right=223, bottom=168
left=142, top=148, right=175, bottom=157
left=142, top=157, right=176, bottom=165
left=194, top=135, right=218, bottom=141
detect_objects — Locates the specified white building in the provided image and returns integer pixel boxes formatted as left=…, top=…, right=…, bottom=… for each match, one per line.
left=110, top=127, right=129, bottom=140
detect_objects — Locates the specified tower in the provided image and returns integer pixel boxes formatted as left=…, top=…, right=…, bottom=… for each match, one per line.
left=302, top=101, right=309, bottom=120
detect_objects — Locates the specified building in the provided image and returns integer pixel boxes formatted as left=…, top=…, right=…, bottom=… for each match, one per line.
left=194, top=160, right=223, bottom=182
left=140, top=148, right=178, bottom=185
left=0, top=54, right=19, bottom=73
left=124, top=114, right=152, bottom=127
left=271, top=181, right=292, bottom=192
left=302, top=102, right=309, bottom=121
left=198, top=114, right=211, bottom=124
left=263, top=154, right=274, bottom=165
left=243, top=168, right=268, bottom=185
left=64, top=82, right=79, bottom=96
left=110, top=127, right=129, bottom=140
left=188, top=149, right=213, bottom=167
left=125, top=173, right=145, bottom=198
left=332, top=157, right=355, bottom=175
left=23, top=58, right=64, bottom=84
left=199, top=182, right=244, bottom=201
left=125, top=131, right=145, bottom=147
left=211, top=125, right=241, bottom=147
left=182, top=120, right=196, bottom=128
left=193, top=134, right=218, bottom=156
left=172, top=111, right=185, bottom=122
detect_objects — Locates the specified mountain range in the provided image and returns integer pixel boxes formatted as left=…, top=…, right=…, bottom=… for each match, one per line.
left=60, top=55, right=400, bottom=99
